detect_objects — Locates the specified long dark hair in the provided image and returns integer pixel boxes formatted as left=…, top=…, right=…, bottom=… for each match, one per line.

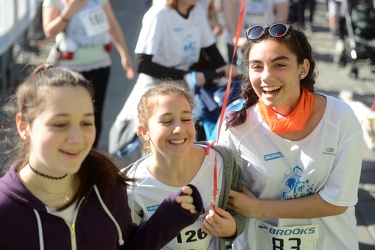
left=1, top=64, right=133, bottom=209
left=226, top=23, right=318, bottom=128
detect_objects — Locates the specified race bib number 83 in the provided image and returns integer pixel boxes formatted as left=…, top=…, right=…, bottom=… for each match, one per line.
left=255, top=220, right=319, bottom=250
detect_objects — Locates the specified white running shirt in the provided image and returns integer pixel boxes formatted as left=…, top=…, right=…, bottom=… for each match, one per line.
left=135, top=4, right=215, bottom=71
left=127, top=147, right=223, bottom=250
left=219, top=94, right=363, bottom=250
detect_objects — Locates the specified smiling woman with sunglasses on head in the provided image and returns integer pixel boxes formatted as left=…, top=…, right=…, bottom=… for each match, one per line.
left=219, top=23, right=363, bottom=249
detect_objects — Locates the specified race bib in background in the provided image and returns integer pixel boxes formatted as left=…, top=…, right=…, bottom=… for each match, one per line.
left=79, top=5, right=109, bottom=37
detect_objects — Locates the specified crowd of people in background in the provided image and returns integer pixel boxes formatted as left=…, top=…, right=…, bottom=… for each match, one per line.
left=17, top=0, right=346, bottom=70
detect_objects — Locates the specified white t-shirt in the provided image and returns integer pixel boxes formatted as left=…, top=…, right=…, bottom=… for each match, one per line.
left=42, top=0, right=111, bottom=71
left=46, top=201, right=78, bottom=224
left=135, top=4, right=215, bottom=71
left=219, top=94, right=363, bottom=250
left=127, top=147, right=223, bottom=250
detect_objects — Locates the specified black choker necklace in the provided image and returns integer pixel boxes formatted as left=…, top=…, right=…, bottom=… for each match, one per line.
left=28, top=163, right=68, bottom=180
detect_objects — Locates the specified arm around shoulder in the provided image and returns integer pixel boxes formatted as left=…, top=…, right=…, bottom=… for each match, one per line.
left=214, top=144, right=246, bottom=240
left=225, top=148, right=246, bottom=240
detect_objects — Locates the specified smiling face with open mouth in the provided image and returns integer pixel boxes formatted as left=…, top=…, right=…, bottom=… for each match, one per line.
left=26, top=86, right=96, bottom=177
left=145, top=93, right=195, bottom=160
left=248, top=39, right=309, bottom=116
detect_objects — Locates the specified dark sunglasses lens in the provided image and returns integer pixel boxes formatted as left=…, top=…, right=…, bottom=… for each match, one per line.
left=269, top=24, right=288, bottom=37
left=247, top=26, right=264, bottom=40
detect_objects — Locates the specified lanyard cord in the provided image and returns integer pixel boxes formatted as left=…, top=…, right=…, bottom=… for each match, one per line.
left=217, top=0, right=246, bottom=140
left=207, top=0, right=246, bottom=204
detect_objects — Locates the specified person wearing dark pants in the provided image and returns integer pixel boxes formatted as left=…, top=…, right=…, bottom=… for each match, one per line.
left=81, top=67, right=110, bottom=147
left=42, top=0, right=135, bottom=148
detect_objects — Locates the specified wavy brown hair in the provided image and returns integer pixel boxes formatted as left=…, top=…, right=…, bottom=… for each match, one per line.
left=226, top=23, right=318, bottom=128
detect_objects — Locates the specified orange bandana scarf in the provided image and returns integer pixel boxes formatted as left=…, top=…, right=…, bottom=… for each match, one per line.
left=257, top=88, right=315, bottom=133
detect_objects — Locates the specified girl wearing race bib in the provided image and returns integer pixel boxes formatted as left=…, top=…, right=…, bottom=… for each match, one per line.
left=219, top=23, right=363, bottom=250
left=124, top=81, right=246, bottom=250
left=0, top=65, right=203, bottom=249
left=42, top=0, right=135, bottom=148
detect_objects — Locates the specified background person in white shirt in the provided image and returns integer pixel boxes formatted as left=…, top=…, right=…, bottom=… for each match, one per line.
left=153, top=0, right=223, bottom=36
left=109, top=0, right=236, bottom=160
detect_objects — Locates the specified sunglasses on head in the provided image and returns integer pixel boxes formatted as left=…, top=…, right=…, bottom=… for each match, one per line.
left=246, top=23, right=291, bottom=40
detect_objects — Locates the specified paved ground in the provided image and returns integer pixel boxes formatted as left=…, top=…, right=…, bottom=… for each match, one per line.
left=3, top=0, right=375, bottom=248
left=300, top=5, right=375, bottom=249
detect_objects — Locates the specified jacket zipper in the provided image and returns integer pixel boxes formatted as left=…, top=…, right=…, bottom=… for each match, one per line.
left=67, top=197, right=85, bottom=250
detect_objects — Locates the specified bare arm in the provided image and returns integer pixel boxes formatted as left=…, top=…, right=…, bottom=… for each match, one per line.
left=275, top=2, right=289, bottom=22
left=207, top=0, right=223, bottom=36
left=221, top=0, right=247, bottom=47
left=103, top=2, right=135, bottom=79
left=227, top=186, right=348, bottom=219
left=42, top=0, right=86, bottom=38
left=221, top=0, right=240, bottom=41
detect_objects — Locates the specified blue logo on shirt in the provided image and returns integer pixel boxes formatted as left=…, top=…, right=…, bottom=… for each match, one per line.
left=173, top=27, right=183, bottom=32
left=282, top=166, right=315, bottom=200
left=146, top=205, right=159, bottom=212
left=264, top=152, right=284, bottom=161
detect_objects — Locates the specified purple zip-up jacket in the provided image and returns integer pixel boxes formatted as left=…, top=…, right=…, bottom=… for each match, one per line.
left=0, top=166, right=203, bottom=250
